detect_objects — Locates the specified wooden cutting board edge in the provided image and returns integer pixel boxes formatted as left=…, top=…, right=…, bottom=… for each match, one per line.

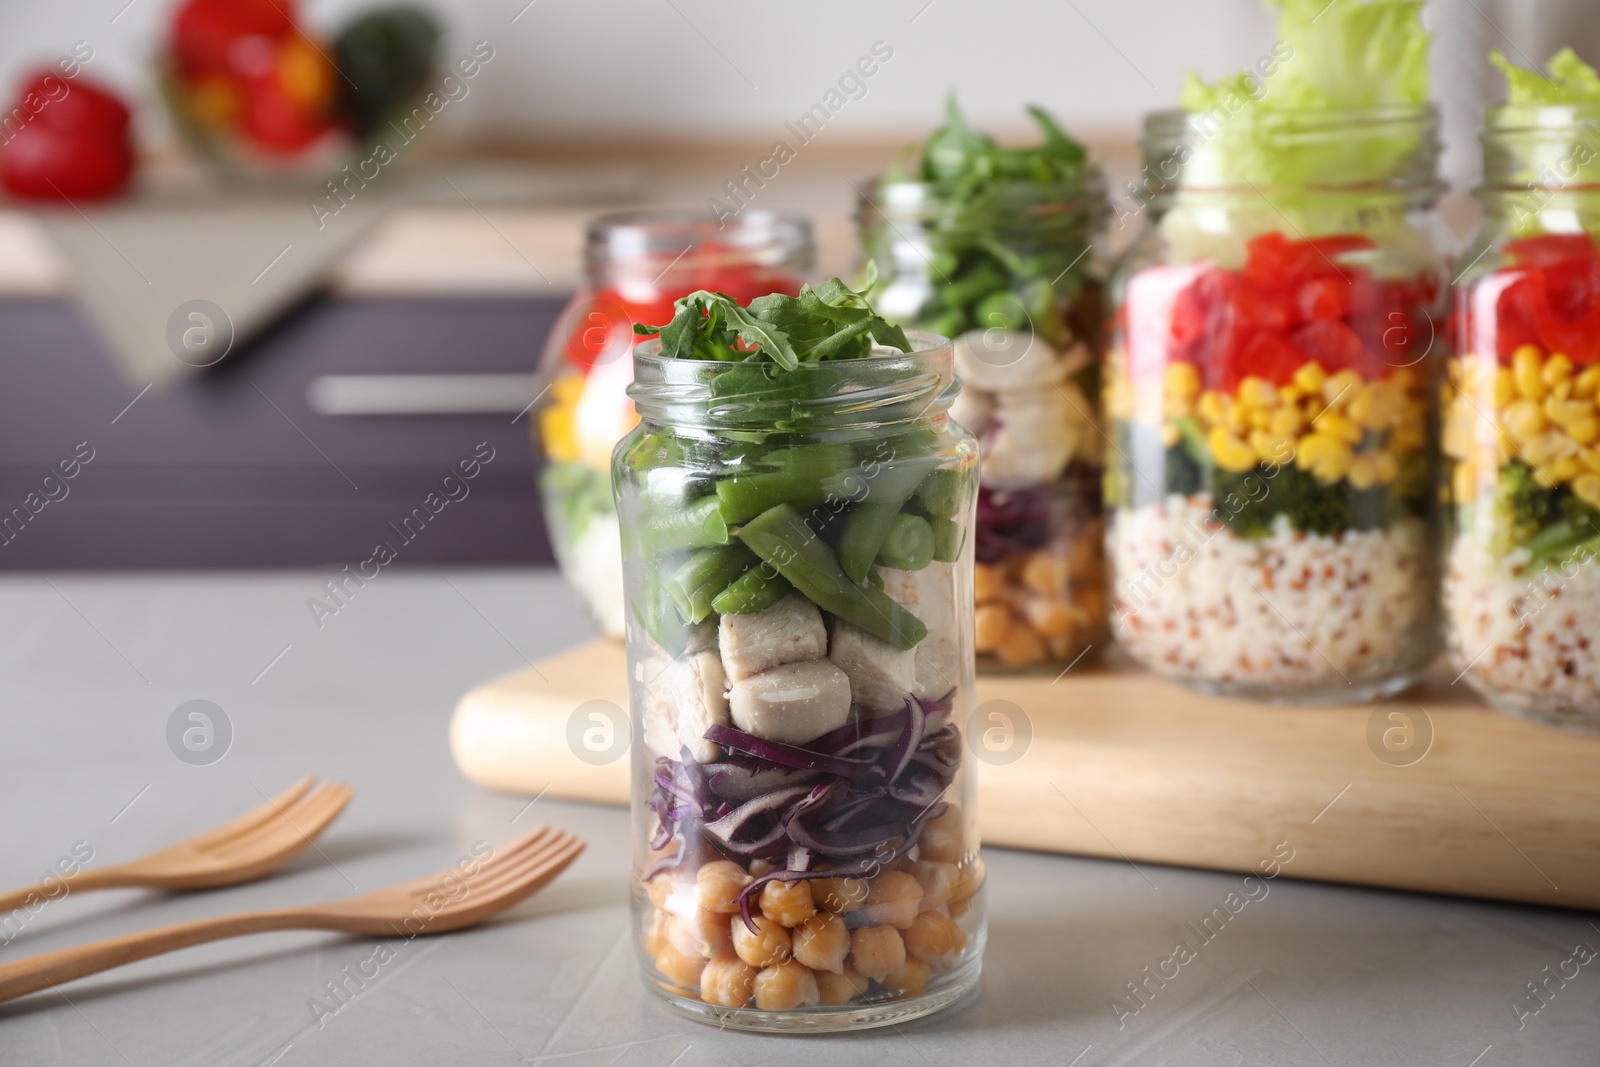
left=449, top=638, right=1600, bottom=912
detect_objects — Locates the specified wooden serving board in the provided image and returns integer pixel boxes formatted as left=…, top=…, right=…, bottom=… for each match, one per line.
left=451, top=638, right=1600, bottom=911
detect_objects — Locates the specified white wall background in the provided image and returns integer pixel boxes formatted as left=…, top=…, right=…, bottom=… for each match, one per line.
left=1, top=0, right=1593, bottom=186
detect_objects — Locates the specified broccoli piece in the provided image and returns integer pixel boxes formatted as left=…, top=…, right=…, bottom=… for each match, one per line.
left=1491, top=460, right=1564, bottom=555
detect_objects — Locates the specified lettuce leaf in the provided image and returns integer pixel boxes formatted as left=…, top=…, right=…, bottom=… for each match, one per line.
left=1493, top=47, right=1600, bottom=106
left=1175, top=0, right=1431, bottom=188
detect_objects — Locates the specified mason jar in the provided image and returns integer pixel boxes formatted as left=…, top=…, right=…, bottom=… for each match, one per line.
left=1444, top=103, right=1600, bottom=730
left=857, top=178, right=1108, bottom=673
left=536, top=210, right=812, bottom=637
left=1104, top=106, right=1449, bottom=701
left=616, top=332, right=984, bottom=1031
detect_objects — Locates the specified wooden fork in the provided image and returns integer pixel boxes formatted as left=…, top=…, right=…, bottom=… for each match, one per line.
left=0, top=826, right=584, bottom=1003
left=0, top=777, right=354, bottom=913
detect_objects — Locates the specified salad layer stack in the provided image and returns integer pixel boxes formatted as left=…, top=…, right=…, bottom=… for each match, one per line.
left=1107, top=233, right=1438, bottom=691
left=616, top=279, right=984, bottom=1016
left=865, top=100, right=1106, bottom=671
left=1446, top=234, right=1600, bottom=722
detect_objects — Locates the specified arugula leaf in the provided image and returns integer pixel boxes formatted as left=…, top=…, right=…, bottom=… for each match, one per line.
left=632, top=271, right=911, bottom=371
left=875, top=98, right=1093, bottom=348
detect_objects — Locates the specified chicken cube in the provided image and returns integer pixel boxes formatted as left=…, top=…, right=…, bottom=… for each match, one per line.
left=881, top=563, right=960, bottom=701
left=661, top=651, right=729, bottom=763
left=639, top=659, right=681, bottom=758
left=828, top=618, right=915, bottom=715
left=718, top=593, right=828, bottom=682
left=729, top=660, right=851, bottom=744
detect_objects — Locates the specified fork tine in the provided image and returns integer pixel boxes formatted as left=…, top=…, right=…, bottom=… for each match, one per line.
left=190, top=776, right=318, bottom=850
left=208, top=782, right=354, bottom=859
left=475, top=835, right=585, bottom=906
left=467, top=832, right=584, bottom=901
left=400, top=826, right=556, bottom=900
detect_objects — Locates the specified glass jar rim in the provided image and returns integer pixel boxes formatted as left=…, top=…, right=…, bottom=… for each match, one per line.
left=856, top=172, right=1108, bottom=223
left=585, top=208, right=812, bottom=270
left=629, top=330, right=957, bottom=432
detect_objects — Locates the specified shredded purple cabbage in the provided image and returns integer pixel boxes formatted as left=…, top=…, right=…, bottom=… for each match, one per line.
left=974, top=464, right=1100, bottom=563
left=646, top=691, right=959, bottom=930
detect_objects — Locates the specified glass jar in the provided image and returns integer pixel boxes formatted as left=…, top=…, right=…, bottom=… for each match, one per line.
left=1104, top=107, right=1449, bottom=702
left=616, top=332, right=984, bottom=1031
left=858, top=177, right=1109, bottom=673
left=536, top=210, right=812, bottom=636
left=1444, top=104, right=1600, bottom=731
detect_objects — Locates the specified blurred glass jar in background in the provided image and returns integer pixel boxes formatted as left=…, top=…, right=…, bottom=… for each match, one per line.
left=1444, top=65, right=1600, bottom=730
left=857, top=123, right=1109, bottom=674
left=536, top=210, right=812, bottom=636
left=1104, top=105, right=1449, bottom=701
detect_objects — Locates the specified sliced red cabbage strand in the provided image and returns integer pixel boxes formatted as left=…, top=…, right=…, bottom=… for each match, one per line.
left=705, top=759, right=821, bottom=804
left=703, top=785, right=814, bottom=855
left=703, top=723, right=870, bottom=778
left=807, top=710, right=906, bottom=758
left=880, top=697, right=926, bottom=785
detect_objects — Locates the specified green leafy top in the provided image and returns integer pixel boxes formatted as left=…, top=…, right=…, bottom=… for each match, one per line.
left=887, top=96, right=1088, bottom=189
left=634, top=266, right=911, bottom=372
left=1493, top=47, right=1600, bottom=106
left=1176, top=0, right=1431, bottom=187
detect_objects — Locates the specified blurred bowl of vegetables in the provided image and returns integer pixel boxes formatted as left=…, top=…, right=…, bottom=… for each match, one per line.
left=158, top=0, right=439, bottom=178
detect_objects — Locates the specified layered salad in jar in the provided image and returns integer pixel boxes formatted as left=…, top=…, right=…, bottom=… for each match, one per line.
left=862, top=101, right=1108, bottom=671
left=538, top=213, right=808, bottom=636
left=1104, top=0, right=1446, bottom=699
left=614, top=274, right=984, bottom=1026
left=1444, top=51, right=1600, bottom=728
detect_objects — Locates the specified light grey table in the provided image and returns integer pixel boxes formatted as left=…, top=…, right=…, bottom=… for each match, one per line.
left=0, top=570, right=1594, bottom=1066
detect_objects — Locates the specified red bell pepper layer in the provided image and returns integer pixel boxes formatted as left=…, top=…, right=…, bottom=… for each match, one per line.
left=563, top=256, right=802, bottom=375
left=1129, top=231, right=1440, bottom=394
left=1468, top=233, right=1600, bottom=364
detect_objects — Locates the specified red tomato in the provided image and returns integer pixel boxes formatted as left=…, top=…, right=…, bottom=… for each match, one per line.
left=1242, top=232, right=1374, bottom=287
left=562, top=289, right=676, bottom=374
left=562, top=270, right=803, bottom=374
left=1482, top=235, right=1600, bottom=363
left=1290, top=319, right=1366, bottom=374
left=1233, top=332, right=1306, bottom=388
left=1504, top=233, right=1599, bottom=269
left=1296, top=276, right=1349, bottom=322
left=1232, top=278, right=1295, bottom=332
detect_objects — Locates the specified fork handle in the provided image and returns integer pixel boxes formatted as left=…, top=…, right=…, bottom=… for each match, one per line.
left=0, top=867, right=143, bottom=915
left=0, top=908, right=332, bottom=1003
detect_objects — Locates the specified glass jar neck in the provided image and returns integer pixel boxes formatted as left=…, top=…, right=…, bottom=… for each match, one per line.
left=1139, top=105, right=1443, bottom=210
left=628, top=333, right=957, bottom=439
left=857, top=176, right=1106, bottom=243
left=1481, top=105, right=1600, bottom=192
left=584, top=210, right=813, bottom=292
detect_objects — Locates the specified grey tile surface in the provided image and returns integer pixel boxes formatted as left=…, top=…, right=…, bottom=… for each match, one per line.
left=0, top=569, right=1593, bottom=1066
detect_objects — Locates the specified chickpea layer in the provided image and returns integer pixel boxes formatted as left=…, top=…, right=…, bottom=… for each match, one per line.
left=974, top=521, right=1105, bottom=669
left=649, top=855, right=978, bottom=1010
